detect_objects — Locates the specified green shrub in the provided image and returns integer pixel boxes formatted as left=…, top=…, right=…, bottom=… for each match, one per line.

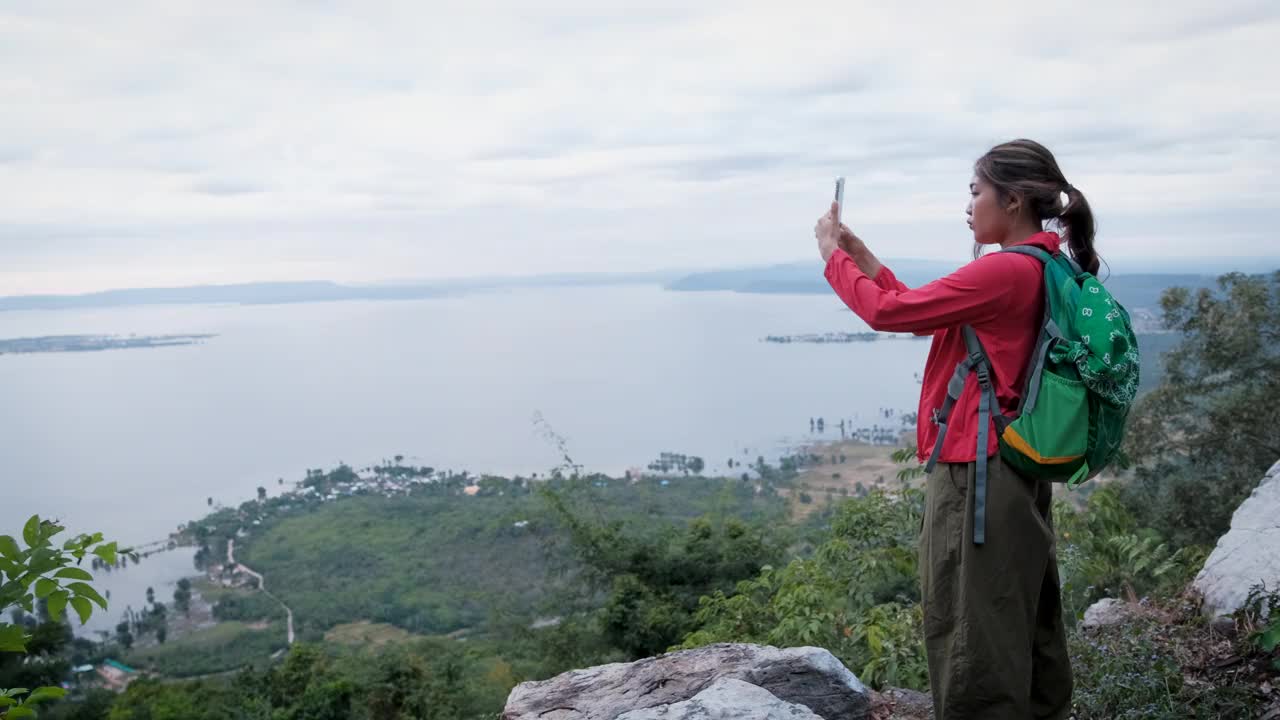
left=1070, top=620, right=1185, bottom=719
left=125, top=621, right=287, bottom=677
left=1242, top=585, right=1280, bottom=672
left=678, top=489, right=927, bottom=690
left=1055, top=487, right=1206, bottom=622
left=212, top=592, right=286, bottom=623
left=1069, top=610, right=1259, bottom=719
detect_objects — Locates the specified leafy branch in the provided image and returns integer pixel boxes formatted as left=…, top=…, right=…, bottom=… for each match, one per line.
left=1, top=515, right=132, bottom=718
left=0, top=686, right=67, bottom=719
left=891, top=444, right=925, bottom=483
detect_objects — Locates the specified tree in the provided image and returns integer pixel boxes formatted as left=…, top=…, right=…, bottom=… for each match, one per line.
left=115, top=621, right=133, bottom=650
left=51, top=688, right=114, bottom=719
left=541, top=489, right=784, bottom=659
left=156, top=626, right=167, bottom=644
left=0, top=618, right=72, bottom=704
left=1122, top=271, right=1280, bottom=546
left=329, top=464, right=359, bottom=485
left=146, top=586, right=155, bottom=605
left=193, top=544, right=211, bottom=571
left=108, top=676, right=239, bottom=720
left=174, top=578, right=192, bottom=615
left=257, top=486, right=267, bottom=502
left=687, top=457, right=705, bottom=475
left=207, top=496, right=213, bottom=507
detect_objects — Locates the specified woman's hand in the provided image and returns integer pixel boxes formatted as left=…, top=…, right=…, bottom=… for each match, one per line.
left=815, top=202, right=841, bottom=262
left=815, top=202, right=863, bottom=263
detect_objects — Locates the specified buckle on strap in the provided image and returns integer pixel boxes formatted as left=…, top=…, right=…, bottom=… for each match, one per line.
left=931, top=408, right=942, bottom=425
left=974, top=364, right=992, bottom=387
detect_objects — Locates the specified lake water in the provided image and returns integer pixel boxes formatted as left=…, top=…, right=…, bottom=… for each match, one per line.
left=65, top=546, right=200, bottom=638
left=1, top=284, right=928, bottom=630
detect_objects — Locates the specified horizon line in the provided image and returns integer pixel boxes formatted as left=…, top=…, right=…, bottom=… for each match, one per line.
left=4, top=254, right=1279, bottom=303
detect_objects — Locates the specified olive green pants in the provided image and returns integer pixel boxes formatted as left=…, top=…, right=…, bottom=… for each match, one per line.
left=919, top=455, right=1072, bottom=720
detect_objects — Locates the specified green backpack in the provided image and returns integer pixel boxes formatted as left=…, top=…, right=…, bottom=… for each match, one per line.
left=924, top=246, right=1140, bottom=544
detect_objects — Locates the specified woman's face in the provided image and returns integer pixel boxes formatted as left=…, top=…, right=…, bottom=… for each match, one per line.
left=966, top=175, right=1011, bottom=246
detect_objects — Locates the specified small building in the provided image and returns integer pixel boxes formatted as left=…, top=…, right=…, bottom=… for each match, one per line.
left=96, top=659, right=137, bottom=691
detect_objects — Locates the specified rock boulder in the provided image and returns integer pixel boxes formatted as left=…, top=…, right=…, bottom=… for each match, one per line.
left=615, top=678, right=822, bottom=720
left=1081, top=598, right=1131, bottom=629
left=502, top=643, right=872, bottom=720
left=1194, top=459, right=1280, bottom=616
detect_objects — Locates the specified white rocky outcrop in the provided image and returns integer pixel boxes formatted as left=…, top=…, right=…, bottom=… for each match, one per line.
left=1194, top=459, right=1280, bottom=616
left=502, top=643, right=873, bottom=720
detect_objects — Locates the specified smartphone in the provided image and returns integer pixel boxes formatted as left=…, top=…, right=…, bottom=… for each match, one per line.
left=833, top=176, right=845, bottom=225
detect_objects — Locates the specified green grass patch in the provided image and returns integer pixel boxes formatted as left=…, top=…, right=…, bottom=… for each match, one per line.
left=190, top=578, right=239, bottom=604
left=324, top=621, right=420, bottom=648
left=1069, top=606, right=1260, bottom=719
left=125, top=620, right=288, bottom=678
left=235, top=476, right=783, bottom=637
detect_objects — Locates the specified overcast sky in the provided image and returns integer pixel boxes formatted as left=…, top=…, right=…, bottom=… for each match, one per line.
left=2, top=1, right=1278, bottom=294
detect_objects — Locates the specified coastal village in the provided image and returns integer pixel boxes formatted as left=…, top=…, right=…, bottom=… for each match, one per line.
left=65, top=430, right=914, bottom=696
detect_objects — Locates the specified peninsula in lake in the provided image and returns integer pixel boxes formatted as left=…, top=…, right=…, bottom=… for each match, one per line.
left=0, top=334, right=216, bottom=355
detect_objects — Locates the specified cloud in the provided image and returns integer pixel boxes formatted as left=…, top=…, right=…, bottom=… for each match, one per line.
left=677, top=152, right=790, bottom=182
left=190, top=179, right=267, bottom=196
left=0, top=146, right=32, bottom=164
left=1, top=0, right=1278, bottom=294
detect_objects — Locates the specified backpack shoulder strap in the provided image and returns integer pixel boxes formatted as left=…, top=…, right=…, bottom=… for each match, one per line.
left=1000, top=245, right=1052, bottom=264
left=1003, top=243, right=1087, bottom=276
left=962, top=326, right=1001, bottom=546
left=923, top=325, right=1003, bottom=545
left=923, top=342, right=978, bottom=473
left=1001, top=244, right=1066, bottom=415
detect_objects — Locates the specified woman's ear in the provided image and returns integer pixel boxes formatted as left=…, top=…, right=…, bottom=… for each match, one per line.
left=1005, top=193, right=1021, bottom=216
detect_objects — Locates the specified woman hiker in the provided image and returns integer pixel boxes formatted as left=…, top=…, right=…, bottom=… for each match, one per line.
left=814, top=139, right=1096, bottom=719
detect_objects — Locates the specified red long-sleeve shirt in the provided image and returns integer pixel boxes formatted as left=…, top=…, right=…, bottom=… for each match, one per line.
left=824, top=232, right=1059, bottom=463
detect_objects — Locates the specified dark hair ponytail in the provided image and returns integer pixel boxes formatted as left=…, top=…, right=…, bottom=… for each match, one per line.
left=1059, top=185, right=1099, bottom=275
left=974, top=139, right=1101, bottom=275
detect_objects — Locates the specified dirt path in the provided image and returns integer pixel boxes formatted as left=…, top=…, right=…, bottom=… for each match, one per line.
left=227, top=538, right=295, bottom=645
left=782, top=438, right=913, bottom=518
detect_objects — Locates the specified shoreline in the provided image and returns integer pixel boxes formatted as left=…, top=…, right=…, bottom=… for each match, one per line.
left=87, top=428, right=920, bottom=637
left=82, top=431, right=921, bottom=676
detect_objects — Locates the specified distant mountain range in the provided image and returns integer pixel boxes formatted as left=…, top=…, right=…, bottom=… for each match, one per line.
left=4, top=257, right=1272, bottom=313
left=0, top=271, right=682, bottom=312
left=665, top=260, right=1228, bottom=312
left=667, top=259, right=960, bottom=296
